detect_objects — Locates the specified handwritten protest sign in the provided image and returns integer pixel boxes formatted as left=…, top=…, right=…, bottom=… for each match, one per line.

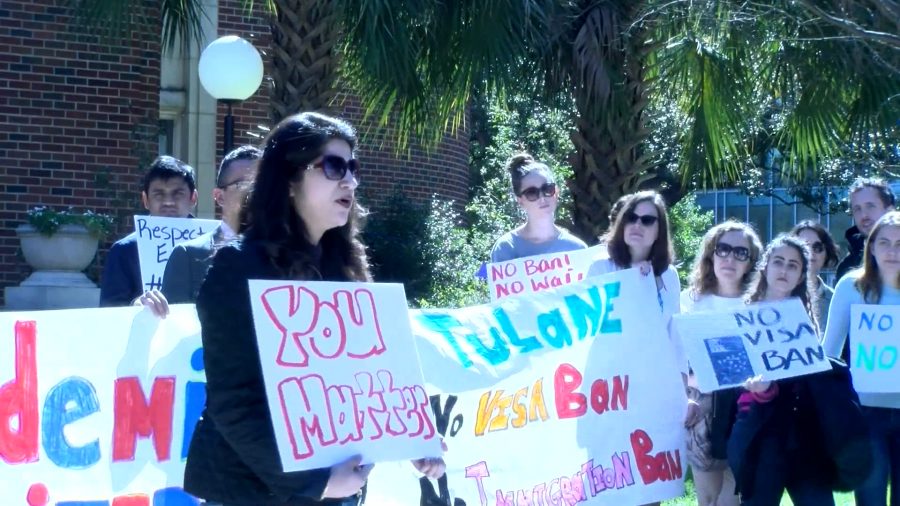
left=247, top=280, right=443, bottom=472
left=367, top=269, right=688, bottom=505
left=674, top=298, right=830, bottom=392
left=134, top=215, right=219, bottom=292
left=851, top=304, right=900, bottom=393
left=0, top=305, right=204, bottom=505
left=488, top=246, right=604, bottom=301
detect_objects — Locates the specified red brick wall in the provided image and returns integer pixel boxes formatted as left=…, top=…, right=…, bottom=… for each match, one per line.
left=0, top=1, right=161, bottom=304
left=215, top=1, right=470, bottom=210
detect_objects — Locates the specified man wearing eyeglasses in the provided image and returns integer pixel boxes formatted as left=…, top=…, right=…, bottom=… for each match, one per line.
left=835, top=177, right=896, bottom=281
left=100, top=156, right=198, bottom=308
left=161, top=146, right=261, bottom=303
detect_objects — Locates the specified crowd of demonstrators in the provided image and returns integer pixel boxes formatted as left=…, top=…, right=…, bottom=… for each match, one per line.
left=87, top=111, right=898, bottom=505
left=489, top=152, right=587, bottom=262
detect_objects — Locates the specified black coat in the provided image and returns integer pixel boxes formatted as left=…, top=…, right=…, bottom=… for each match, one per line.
left=727, top=360, right=872, bottom=499
left=835, top=226, right=866, bottom=282
left=183, top=241, right=360, bottom=506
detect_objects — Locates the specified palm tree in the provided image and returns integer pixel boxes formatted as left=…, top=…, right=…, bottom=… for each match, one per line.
left=74, top=0, right=900, bottom=240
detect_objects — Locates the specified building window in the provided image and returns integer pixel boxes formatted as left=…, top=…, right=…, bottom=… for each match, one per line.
left=159, top=119, right=174, bottom=156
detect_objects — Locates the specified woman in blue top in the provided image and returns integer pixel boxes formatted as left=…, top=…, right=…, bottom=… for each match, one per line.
left=489, top=153, right=586, bottom=262
left=822, top=211, right=900, bottom=506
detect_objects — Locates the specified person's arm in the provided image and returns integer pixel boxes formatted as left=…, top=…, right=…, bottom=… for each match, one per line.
left=196, top=246, right=332, bottom=499
left=821, top=274, right=857, bottom=359
left=99, top=240, right=139, bottom=307
left=161, top=244, right=194, bottom=304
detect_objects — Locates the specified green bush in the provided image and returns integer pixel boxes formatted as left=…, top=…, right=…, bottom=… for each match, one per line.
left=668, top=194, right=714, bottom=281
left=26, top=206, right=116, bottom=239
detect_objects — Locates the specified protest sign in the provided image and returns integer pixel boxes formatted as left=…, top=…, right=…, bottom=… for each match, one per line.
left=247, top=280, right=443, bottom=472
left=134, top=215, right=219, bottom=292
left=0, top=305, right=204, bottom=505
left=850, top=304, right=900, bottom=393
left=367, top=269, right=688, bottom=505
left=674, top=298, right=830, bottom=392
left=488, top=246, right=605, bottom=301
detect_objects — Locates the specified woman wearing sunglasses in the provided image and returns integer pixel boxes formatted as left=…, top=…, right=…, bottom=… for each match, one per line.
left=184, top=112, right=445, bottom=506
left=681, top=221, right=762, bottom=506
left=790, top=220, right=840, bottom=330
left=822, top=211, right=900, bottom=506
left=489, top=153, right=586, bottom=263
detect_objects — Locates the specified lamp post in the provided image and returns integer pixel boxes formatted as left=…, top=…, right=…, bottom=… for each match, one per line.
left=198, top=35, right=264, bottom=158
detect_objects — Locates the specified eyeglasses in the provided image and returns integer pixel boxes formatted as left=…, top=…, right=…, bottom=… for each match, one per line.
left=218, top=179, right=251, bottom=191
left=623, top=211, right=659, bottom=227
left=714, top=242, right=751, bottom=262
left=309, top=155, right=360, bottom=181
left=518, top=183, right=557, bottom=202
left=809, top=241, right=824, bottom=254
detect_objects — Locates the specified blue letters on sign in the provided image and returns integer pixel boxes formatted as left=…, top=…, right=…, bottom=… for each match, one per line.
left=41, top=377, right=101, bottom=469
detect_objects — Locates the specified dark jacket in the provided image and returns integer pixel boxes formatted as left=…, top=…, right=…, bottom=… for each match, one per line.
left=183, top=241, right=360, bottom=506
left=99, top=231, right=143, bottom=306
left=727, top=360, right=872, bottom=500
left=835, top=226, right=866, bottom=282
left=161, top=226, right=220, bottom=304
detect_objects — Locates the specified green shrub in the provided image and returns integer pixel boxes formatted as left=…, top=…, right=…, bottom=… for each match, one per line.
left=668, top=194, right=714, bottom=281
left=26, top=206, right=116, bottom=239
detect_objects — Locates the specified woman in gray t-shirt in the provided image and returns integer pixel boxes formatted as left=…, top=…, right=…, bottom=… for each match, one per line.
left=489, top=152, right=586, bottom=263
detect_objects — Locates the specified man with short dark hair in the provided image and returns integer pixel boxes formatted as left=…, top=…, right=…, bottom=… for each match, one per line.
left=100, top=155, right=198, bottom=307
left=835, top=177, right=896, bottom=280
left=162, top=146, right=261, bottom=303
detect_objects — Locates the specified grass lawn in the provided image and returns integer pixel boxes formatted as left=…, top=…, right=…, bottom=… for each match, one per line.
left=661, top=478, right=858, bottom=505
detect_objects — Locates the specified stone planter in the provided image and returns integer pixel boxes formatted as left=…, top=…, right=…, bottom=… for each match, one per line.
left=16, top=224, right=100, bottom=287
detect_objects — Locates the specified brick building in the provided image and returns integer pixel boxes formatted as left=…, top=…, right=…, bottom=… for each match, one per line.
left=0, top=1, right=469, bottom=306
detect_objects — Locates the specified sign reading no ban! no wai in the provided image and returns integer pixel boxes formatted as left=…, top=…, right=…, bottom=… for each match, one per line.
left=487, top=246, right=604, bottom=301
left=673, top=298, right=831, bottom=393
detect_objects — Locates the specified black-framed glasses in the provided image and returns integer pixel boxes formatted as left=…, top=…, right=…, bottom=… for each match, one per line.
left=809, top=241, right=824, bottom=254
left=518, top=183, right=557, bottom=202
left=715, top=242, right=751, bottom=262
left=623, top=211, right=659, bottom=227
left=309, top=155, right=360, bottom=181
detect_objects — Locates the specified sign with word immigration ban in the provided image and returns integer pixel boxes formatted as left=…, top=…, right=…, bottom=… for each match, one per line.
left=850, top=304, right=900, bottom=393
left=134, top=215, right=219, bottom=293
left=247, top=281, right=444, bottom=472
left=674, top=298, right=830, bottom=393
left=487, top=246, right=604, bottom=301
left=0, top=305, right=205, bottom=505
left=366, top=268, right=688, bottom=506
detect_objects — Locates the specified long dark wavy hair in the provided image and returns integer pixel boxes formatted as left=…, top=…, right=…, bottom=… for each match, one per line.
left=239, top=112, right=370, bottom=282
left=746, top=234, right=818, bottom=328
left=607, top=191, right=674, bottom=276
left=856, top=211, right=900, bottom=303
left=790, top=220, right=839, bottom=270
left=687, top=220, right=763, bottom=299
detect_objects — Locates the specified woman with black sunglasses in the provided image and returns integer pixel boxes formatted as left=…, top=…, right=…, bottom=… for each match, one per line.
left=489, top=153, right=587, bottom=263
left=790, top=220, right=840, bottom=330
left=184, top=112, right=445, bottom=506
left=680, top=221, right=762, bottom=506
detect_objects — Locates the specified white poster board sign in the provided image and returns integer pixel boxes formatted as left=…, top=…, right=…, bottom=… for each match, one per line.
left=0, top=305, right=204, bottom=504
left=487, top=246, right=604, bottom=301
left=134, top=215, right=219, bottom=292
left=367, top=269, right=688, bottom=505
left=850, top=304, right=900, bottom=393
left=247, top=280, right=443, bottom=472
left=674, top=298, right=831, bottom=392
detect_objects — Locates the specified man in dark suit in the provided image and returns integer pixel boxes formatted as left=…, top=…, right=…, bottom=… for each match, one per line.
left=99, top=156, right=197, bottom=308
left=162, top=146, right=261, bottom=303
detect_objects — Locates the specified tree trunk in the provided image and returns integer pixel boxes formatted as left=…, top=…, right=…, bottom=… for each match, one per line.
left=269, top=0, right=342, bottom=122
left=568, top=5, right=653, bottom=242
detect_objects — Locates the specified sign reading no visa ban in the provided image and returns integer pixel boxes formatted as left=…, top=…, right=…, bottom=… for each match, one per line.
left=850, top=304, right=900, bottom=393
left=248, top=280, right=443, bottom=472
left=674, top=298, right=830, bottom=392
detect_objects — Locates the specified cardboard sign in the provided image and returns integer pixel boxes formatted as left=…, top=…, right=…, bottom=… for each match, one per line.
left=367, top=269, right=688, bottom=505
left=674, top=298, right=831, bottom=392
left=247, top=280, right=443, bottom=472
left=487, top=246, right=604, bottom=301
left=850, top=304, right=900, bottom=393
left=0, top=305, right=204, bottom=504
left=134, top=215, right=219, bottom=292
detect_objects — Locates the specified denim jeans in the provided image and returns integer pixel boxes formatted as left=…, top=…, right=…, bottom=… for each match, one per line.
left=740, top=433, right=835, bottom=506
left=855, top=406, right=900, bottom=506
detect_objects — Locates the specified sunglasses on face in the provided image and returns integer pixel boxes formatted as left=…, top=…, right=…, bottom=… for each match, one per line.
left=218, top=179, right=250, bottom=191
left=623, top=211, right=659, bottom=227
left=309, top=155, right=360, bottom=181
left=715, top=242, right=751, bottom=262
left=518, top=183, right=557, bottom=202
left=809, top=241, right=824, bottom=254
